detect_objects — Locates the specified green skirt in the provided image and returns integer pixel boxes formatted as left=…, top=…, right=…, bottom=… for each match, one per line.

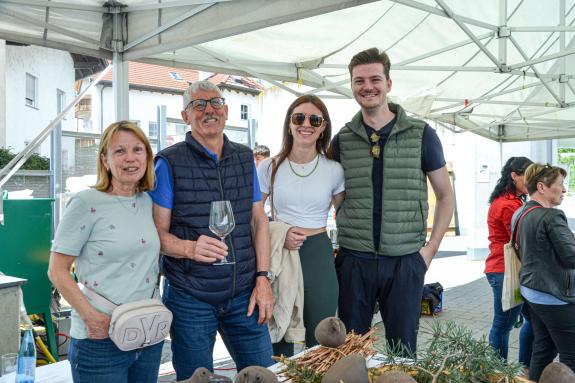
left=273, top=231, right=338, bottom=357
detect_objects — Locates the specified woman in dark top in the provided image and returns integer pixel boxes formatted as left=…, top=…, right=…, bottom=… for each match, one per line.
left=514, top=163, right=575, bottom=381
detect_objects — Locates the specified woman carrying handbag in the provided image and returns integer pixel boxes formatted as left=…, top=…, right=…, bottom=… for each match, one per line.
left=513, top=163, right=575, bottom=381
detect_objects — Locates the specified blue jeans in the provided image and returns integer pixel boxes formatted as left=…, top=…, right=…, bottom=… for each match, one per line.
left=68, top=338, right=163, bottom=383
left=163, top=280, right=273, bottom=381
left=486, top=272, right=533, bottom=365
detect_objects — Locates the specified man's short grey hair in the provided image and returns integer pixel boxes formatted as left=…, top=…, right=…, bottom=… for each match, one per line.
left=183, top=81, right=223, bottom=109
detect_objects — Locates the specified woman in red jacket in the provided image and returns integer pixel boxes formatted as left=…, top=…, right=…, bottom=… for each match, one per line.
left=485, top=156, right=533, bottom=366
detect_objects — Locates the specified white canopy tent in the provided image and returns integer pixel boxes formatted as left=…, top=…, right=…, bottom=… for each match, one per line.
left=0, top=0, right=574, bottom=143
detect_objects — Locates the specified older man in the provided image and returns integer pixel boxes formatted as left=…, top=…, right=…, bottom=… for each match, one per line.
left=150, top=81, right=274, bottom=379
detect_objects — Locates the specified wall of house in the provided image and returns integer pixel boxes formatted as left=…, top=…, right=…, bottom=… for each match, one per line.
left=257, top=86, right=355, bottom=155
left=0, top=40, right=6, bottom=149
left=222, top=89, right=260, bottom=130
left=97, top=87, right=184, bottom=134
left=94, top=85, right=260, bottom=145
left=4, top=45, right=75, bottom=157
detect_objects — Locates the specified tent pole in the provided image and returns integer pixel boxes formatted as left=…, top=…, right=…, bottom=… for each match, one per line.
left=498, top=0, right=507, bottom=67
left=560, top=0, right=566, bottom=102
left=112, top=9, right=129, bottom=120
left=113, top=52, right=129, bottom=120
left=499, top=141, right=503, bottom=170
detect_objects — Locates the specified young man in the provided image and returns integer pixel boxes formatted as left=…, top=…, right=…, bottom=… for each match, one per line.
left=150, top=81, right=274, bottom=379
left=330, top=47, right=454, bottom=354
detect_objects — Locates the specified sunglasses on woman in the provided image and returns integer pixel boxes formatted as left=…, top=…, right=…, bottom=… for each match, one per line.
left=290, top=113, right=325, bottom=128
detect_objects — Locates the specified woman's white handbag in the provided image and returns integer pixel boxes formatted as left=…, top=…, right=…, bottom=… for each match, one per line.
left=79, top=283, right=172, bottom=351
left=108, top=299, right=172, bottom=351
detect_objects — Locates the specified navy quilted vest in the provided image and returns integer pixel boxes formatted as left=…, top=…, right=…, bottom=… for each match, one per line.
left=157, top=132, right=256, bottom=304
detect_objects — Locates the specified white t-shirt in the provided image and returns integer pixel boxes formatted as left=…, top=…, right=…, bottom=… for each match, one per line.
left=257, top=155, right=345, bottom=229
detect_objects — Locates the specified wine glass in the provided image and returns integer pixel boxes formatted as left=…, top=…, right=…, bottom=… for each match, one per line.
left=209, top=200, right=236, bottom=265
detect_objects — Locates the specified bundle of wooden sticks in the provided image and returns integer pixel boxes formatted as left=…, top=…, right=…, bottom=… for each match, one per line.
left=276, top=329, right=376, bottom=377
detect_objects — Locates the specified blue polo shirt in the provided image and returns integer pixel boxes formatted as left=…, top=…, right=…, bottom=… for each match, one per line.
left=149, top=146, right=262, bottom=209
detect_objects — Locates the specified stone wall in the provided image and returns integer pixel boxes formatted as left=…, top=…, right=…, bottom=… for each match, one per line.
left=2, top=170, right=50, bottom=198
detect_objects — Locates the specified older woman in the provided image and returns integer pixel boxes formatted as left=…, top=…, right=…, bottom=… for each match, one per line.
left=513, top=163, right=575, bottom=381
left=485, top=156, right=533, bottom=365
left=48, top=121, right=162, bottom=382
left=258, top=95, right=345, bottom=356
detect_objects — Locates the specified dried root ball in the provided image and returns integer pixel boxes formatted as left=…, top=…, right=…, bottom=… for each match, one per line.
left=321, top=353, right=368, bottom=383
left=314, top=317, right=347, bottom=348
left=539, top=362, right=575, bottom=383
left=374, top=371, right=417, bottom=383
left=234, top=366, right=278, bottom=383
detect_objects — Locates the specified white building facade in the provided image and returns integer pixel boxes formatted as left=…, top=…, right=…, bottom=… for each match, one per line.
left=0, top=41, right=75, bottom=157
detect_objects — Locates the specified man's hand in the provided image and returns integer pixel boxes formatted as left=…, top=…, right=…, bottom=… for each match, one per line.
left=82, top=310, right=111, bottom=339
left=419, top=242, right=437, bottom=270
left=284, top=227, right=307, bottom=250
left=186, top=235, right=228, bottom=263
left=247, top=277, right=275, bottom=324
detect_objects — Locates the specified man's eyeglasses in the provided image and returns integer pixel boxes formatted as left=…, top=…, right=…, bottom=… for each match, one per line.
left=370, top=132, right=381, bottom=159
left=290, top=113, right=325, bottom=128
left=186, top=97, right=226, bottom=111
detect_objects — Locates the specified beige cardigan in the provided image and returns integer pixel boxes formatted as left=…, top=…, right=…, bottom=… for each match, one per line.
left=267, top=221, right=305, bottom=343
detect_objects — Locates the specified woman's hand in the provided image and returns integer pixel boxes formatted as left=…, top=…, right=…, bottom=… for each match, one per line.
left=284, top=227, right=307, bottom=250
left=48, top=252, right=112, bottom=339
left=83, top=310, right=111, bottom=339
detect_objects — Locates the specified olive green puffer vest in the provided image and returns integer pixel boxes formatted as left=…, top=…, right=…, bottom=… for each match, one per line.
left=337, top=103, right=428, bottom=256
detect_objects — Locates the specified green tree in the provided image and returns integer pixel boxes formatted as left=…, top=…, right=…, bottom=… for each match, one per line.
left=558, top=148, right=575, bottom=192
left=0, top=148, right=50, bottom=171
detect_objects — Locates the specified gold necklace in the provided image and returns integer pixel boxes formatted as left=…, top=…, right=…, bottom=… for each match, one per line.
left=287, top=155, right=320, bottom=178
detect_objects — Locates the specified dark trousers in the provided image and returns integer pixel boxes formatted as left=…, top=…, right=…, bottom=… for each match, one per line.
left=527, top=301, right=575, bottom=381
left=335, top=248, right=426, bottom=355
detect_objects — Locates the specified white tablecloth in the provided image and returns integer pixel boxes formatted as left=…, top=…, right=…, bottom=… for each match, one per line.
left=1, top=360, right=72, bottom=383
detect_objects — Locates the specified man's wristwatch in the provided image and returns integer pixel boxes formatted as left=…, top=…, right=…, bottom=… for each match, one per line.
left=255, top=270, right=273, bottom=281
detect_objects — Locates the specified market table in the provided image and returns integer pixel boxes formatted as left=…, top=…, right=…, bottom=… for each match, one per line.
left=0, top=360, right=71, bottom=383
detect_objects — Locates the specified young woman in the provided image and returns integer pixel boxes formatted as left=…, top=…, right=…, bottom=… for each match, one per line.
left=258, top=95, right=345, bottom=355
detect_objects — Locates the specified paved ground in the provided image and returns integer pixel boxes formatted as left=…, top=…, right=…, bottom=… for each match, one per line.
left=156, top=235, right=524, bottom=382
